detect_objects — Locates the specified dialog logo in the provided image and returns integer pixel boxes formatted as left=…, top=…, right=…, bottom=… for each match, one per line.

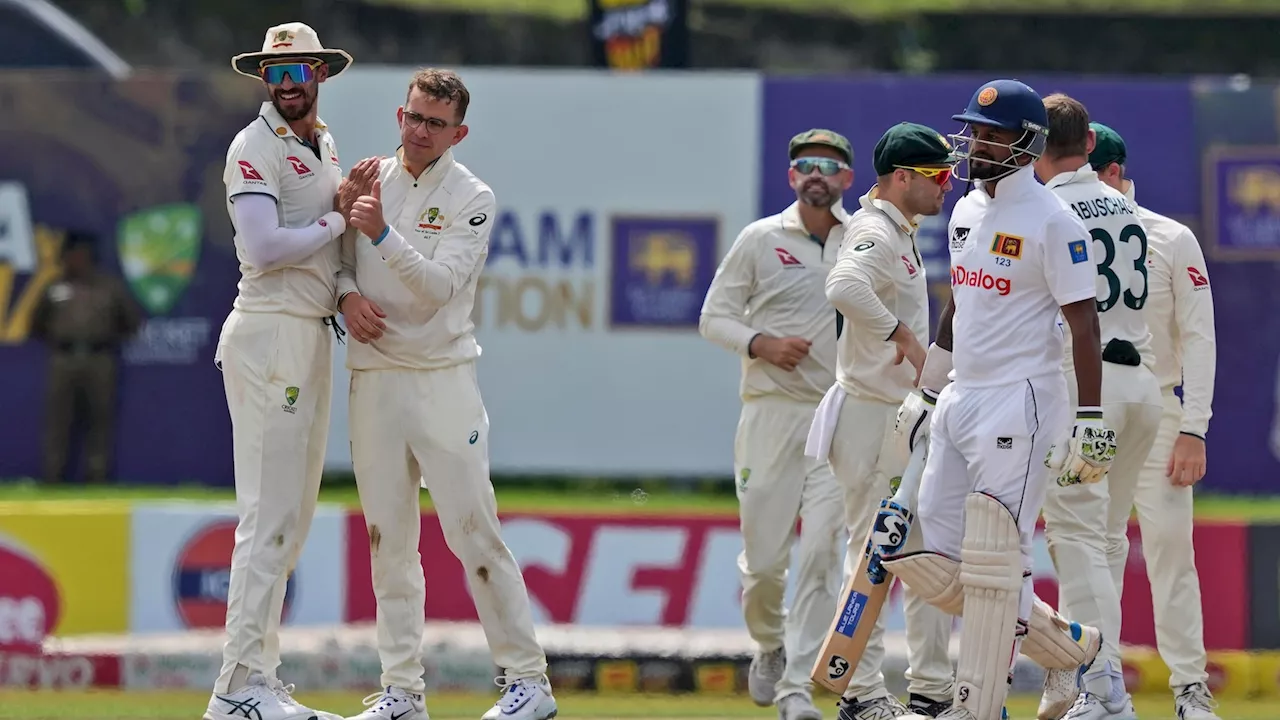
left=0, top=533, right=60, bottom=651
left=172, top=520, right=297, bottom=629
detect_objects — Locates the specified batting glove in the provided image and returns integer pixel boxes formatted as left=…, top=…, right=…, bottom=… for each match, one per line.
left=894, top=388, right=937, bottom=459
left=1045, top=407, right=1118, bottom=486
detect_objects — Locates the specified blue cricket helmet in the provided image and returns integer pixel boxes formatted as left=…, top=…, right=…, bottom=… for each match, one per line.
left=949, top=79, right=1050, bottom=182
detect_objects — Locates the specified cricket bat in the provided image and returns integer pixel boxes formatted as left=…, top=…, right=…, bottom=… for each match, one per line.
left=810, top=441, right=928, bottom=695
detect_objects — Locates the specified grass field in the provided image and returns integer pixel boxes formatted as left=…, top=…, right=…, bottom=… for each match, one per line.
left=3, top=481, right=1280, bottom=521
left=0, top=690, right=1269, bottom=720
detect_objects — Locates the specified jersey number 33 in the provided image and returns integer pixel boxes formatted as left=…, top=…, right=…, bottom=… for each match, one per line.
left=1091, top=223, right=1149, bottom=313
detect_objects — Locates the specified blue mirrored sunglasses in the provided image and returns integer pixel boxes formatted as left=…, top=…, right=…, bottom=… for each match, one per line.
left=261, top=62, right=317, bottom=85
left=790, top=157, right=849, bottom=177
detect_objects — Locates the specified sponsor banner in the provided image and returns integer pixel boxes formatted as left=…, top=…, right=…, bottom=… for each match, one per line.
left=0, top=651, right=121, bottom=689
left=588, top=0, right=689, bottom=70
left=128, top=504, right=347, bottom=633
left=319, top=69, right=761, bottom=476
left=1204, top=146, right=1280, bottom=259
left=0, top=504, right=129, bottom=639
left=343, top=510, right=1248, bottom=648
left=0, top=72, right=262, bottom=485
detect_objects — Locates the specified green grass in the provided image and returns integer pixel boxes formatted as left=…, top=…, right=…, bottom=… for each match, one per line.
left=0, top=690, right=1270, bottom=719
left=2, top=481, right=1279, bottom=520
left=363, top=0, right=1280, bottom=22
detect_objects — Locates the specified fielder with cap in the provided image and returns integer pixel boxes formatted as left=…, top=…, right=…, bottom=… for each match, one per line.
left=1088, top=123, right=1221, bottom=720
left=882, top=79, right=1112, bottom=720
left=804, top=122, right=960, bottom=720
left=1033, top=94, right=1161, bottom=720
left=699, top=128, right=852, bottom=720
left=205, top=22, right=362, bottom=720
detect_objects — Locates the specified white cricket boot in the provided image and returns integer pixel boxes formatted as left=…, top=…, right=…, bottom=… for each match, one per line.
left=749, top=646, right=786, bottom=706
left=479, top=675, right=557, bottom=720
left=1060, top=691, right=1138, bottom=720
left=1174, top=682, right=1222, bottom=720
left=837, top=693, right=912, bottom=720
left=777, top=692, right=824, bottom=720
left=345, top=686, right=429, bottom=720
left=1037, top=624, right=1103, bottom=720
left=204, top=672, right=343, bottom=720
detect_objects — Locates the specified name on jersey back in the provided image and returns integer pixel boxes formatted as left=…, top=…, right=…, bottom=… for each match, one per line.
left=1069, top=195, right=1136, bottom=221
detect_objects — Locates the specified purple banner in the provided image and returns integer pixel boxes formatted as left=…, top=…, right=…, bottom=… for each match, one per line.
left=1204, top=146, right=1280, bottom=258
left=0, top=72, right=260, bottom=485
left=607, top=215, right=719, bottom=328
left=762, top=74, right=1280, bottom=493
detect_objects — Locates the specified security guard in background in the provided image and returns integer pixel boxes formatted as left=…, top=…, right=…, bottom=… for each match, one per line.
left=30, top=230, right=141, bottom=483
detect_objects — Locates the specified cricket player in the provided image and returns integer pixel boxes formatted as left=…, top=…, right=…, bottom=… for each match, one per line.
left=806, top=122, right=959, bottom=720
left=1090, top=123, right=1221, bottom=720
left=1034, top=95, right=1163, bottom=720
left=700, top=128, right=850, bottom=720
left=206, top=22, right=355, bottom=720
left=882, top=79, right=1114, bottom=720
left=336, top=68, right=557, bottom=720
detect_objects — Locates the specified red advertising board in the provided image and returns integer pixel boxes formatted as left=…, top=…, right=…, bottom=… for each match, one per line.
left=344, top=511, right=1250, bottom=649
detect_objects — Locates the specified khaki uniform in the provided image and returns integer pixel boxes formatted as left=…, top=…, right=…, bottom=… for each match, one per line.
left=31, top=272, right=141, bottom=483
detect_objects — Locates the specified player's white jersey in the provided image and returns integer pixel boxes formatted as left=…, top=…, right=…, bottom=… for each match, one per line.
left=947, top=166, right=1097, bottom=388
left=224, top=102, right=344, bottom=318
left=1044, top=164, right=1154, bottom=367
left=827, top=187, right=930, bottom=405
left=700, top=202, right=843, bottom=404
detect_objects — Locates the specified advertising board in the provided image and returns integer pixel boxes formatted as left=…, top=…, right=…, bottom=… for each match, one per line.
left=318, top=68, right=762, bottom=477
left=129, top=504, right=348, bottom=633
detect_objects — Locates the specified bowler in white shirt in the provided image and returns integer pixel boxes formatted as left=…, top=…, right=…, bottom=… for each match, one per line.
left=337, top=68, right=557, bottom=720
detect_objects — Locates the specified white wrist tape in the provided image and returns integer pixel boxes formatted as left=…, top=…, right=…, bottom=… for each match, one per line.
left=919, top=343, right=953, bottom=393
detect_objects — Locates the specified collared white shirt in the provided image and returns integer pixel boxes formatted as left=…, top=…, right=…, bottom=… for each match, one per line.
left=1126, top=181, right=1216, bottom=437
left=1044, top=162, right=1155, bottom=370
left=224, top=102, right=344, bottom=318
left=699, top=201, right=845, bottom=404
left=825, top=186, right=930, bottom=405
left=337, top=149, right=497, bottom=371
left=947, top=165, right=1097, bottom=388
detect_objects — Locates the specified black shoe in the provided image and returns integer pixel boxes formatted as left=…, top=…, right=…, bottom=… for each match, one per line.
left=906, top=693, right=952, bottom=718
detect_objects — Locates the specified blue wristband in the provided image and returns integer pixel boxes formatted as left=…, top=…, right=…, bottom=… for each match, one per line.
left=372, top=225, right=390, bottom=246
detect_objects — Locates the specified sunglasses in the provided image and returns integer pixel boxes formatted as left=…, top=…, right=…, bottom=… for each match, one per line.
left=260, top=61, right=320, bottom=85
left=790, top=158, right=850, bottom=177
left=896, top=165, right=955, bottom=186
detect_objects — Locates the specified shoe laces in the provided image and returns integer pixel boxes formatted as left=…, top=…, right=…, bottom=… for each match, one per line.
left=1177, top=683, right=1218, bottom=712
left=362, top=687, right=401, bottom=712
left=493, top=675, right=546, bottom=712
left=760, top=647, right=785, bottom=675
left=266, top=678, right=302, bottom=707
left=1065, top=692, right=1100, bottom=717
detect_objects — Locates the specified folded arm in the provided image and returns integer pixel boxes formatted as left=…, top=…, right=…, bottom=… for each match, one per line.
left=373, top=192, right=496, bottom=307
left=699, top=227, right=760, bottom=357
left=231, top=193, right=345, bottom=272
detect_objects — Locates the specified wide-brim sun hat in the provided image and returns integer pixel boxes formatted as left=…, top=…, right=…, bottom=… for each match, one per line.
left=231, top=22, right=352, bottom=79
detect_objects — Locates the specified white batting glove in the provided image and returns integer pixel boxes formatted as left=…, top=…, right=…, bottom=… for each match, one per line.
left=1045, top=407, right=1118, bottom=486
left=894, top=388, right=937, bottom=460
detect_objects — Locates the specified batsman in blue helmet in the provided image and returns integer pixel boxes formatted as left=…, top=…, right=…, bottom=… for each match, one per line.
left=882, top=79, right=1112, bottom=720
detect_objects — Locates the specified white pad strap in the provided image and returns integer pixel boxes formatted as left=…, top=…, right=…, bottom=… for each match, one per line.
left=954, top=493, right=1024, bottom=720
left=881, top=552, right=964, bottom=615
left=920, top=343, right=953, bottom=393
left=1023, top=596, right=1099, bottom=670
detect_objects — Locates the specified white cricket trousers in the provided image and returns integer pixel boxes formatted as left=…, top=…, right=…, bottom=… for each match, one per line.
left=734, top=396, right=844, bottom=702
left=917, top=376, right=1070, bottom=647
left=213, top=310, right=333, bottom=693
left=828, top=396, right=955, bottom=702
left=349, top=362, right=547, bottom=693
left=1132, top=389, right=1209, bottom=689
left=1042, top=362, right=1162, bottom=695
